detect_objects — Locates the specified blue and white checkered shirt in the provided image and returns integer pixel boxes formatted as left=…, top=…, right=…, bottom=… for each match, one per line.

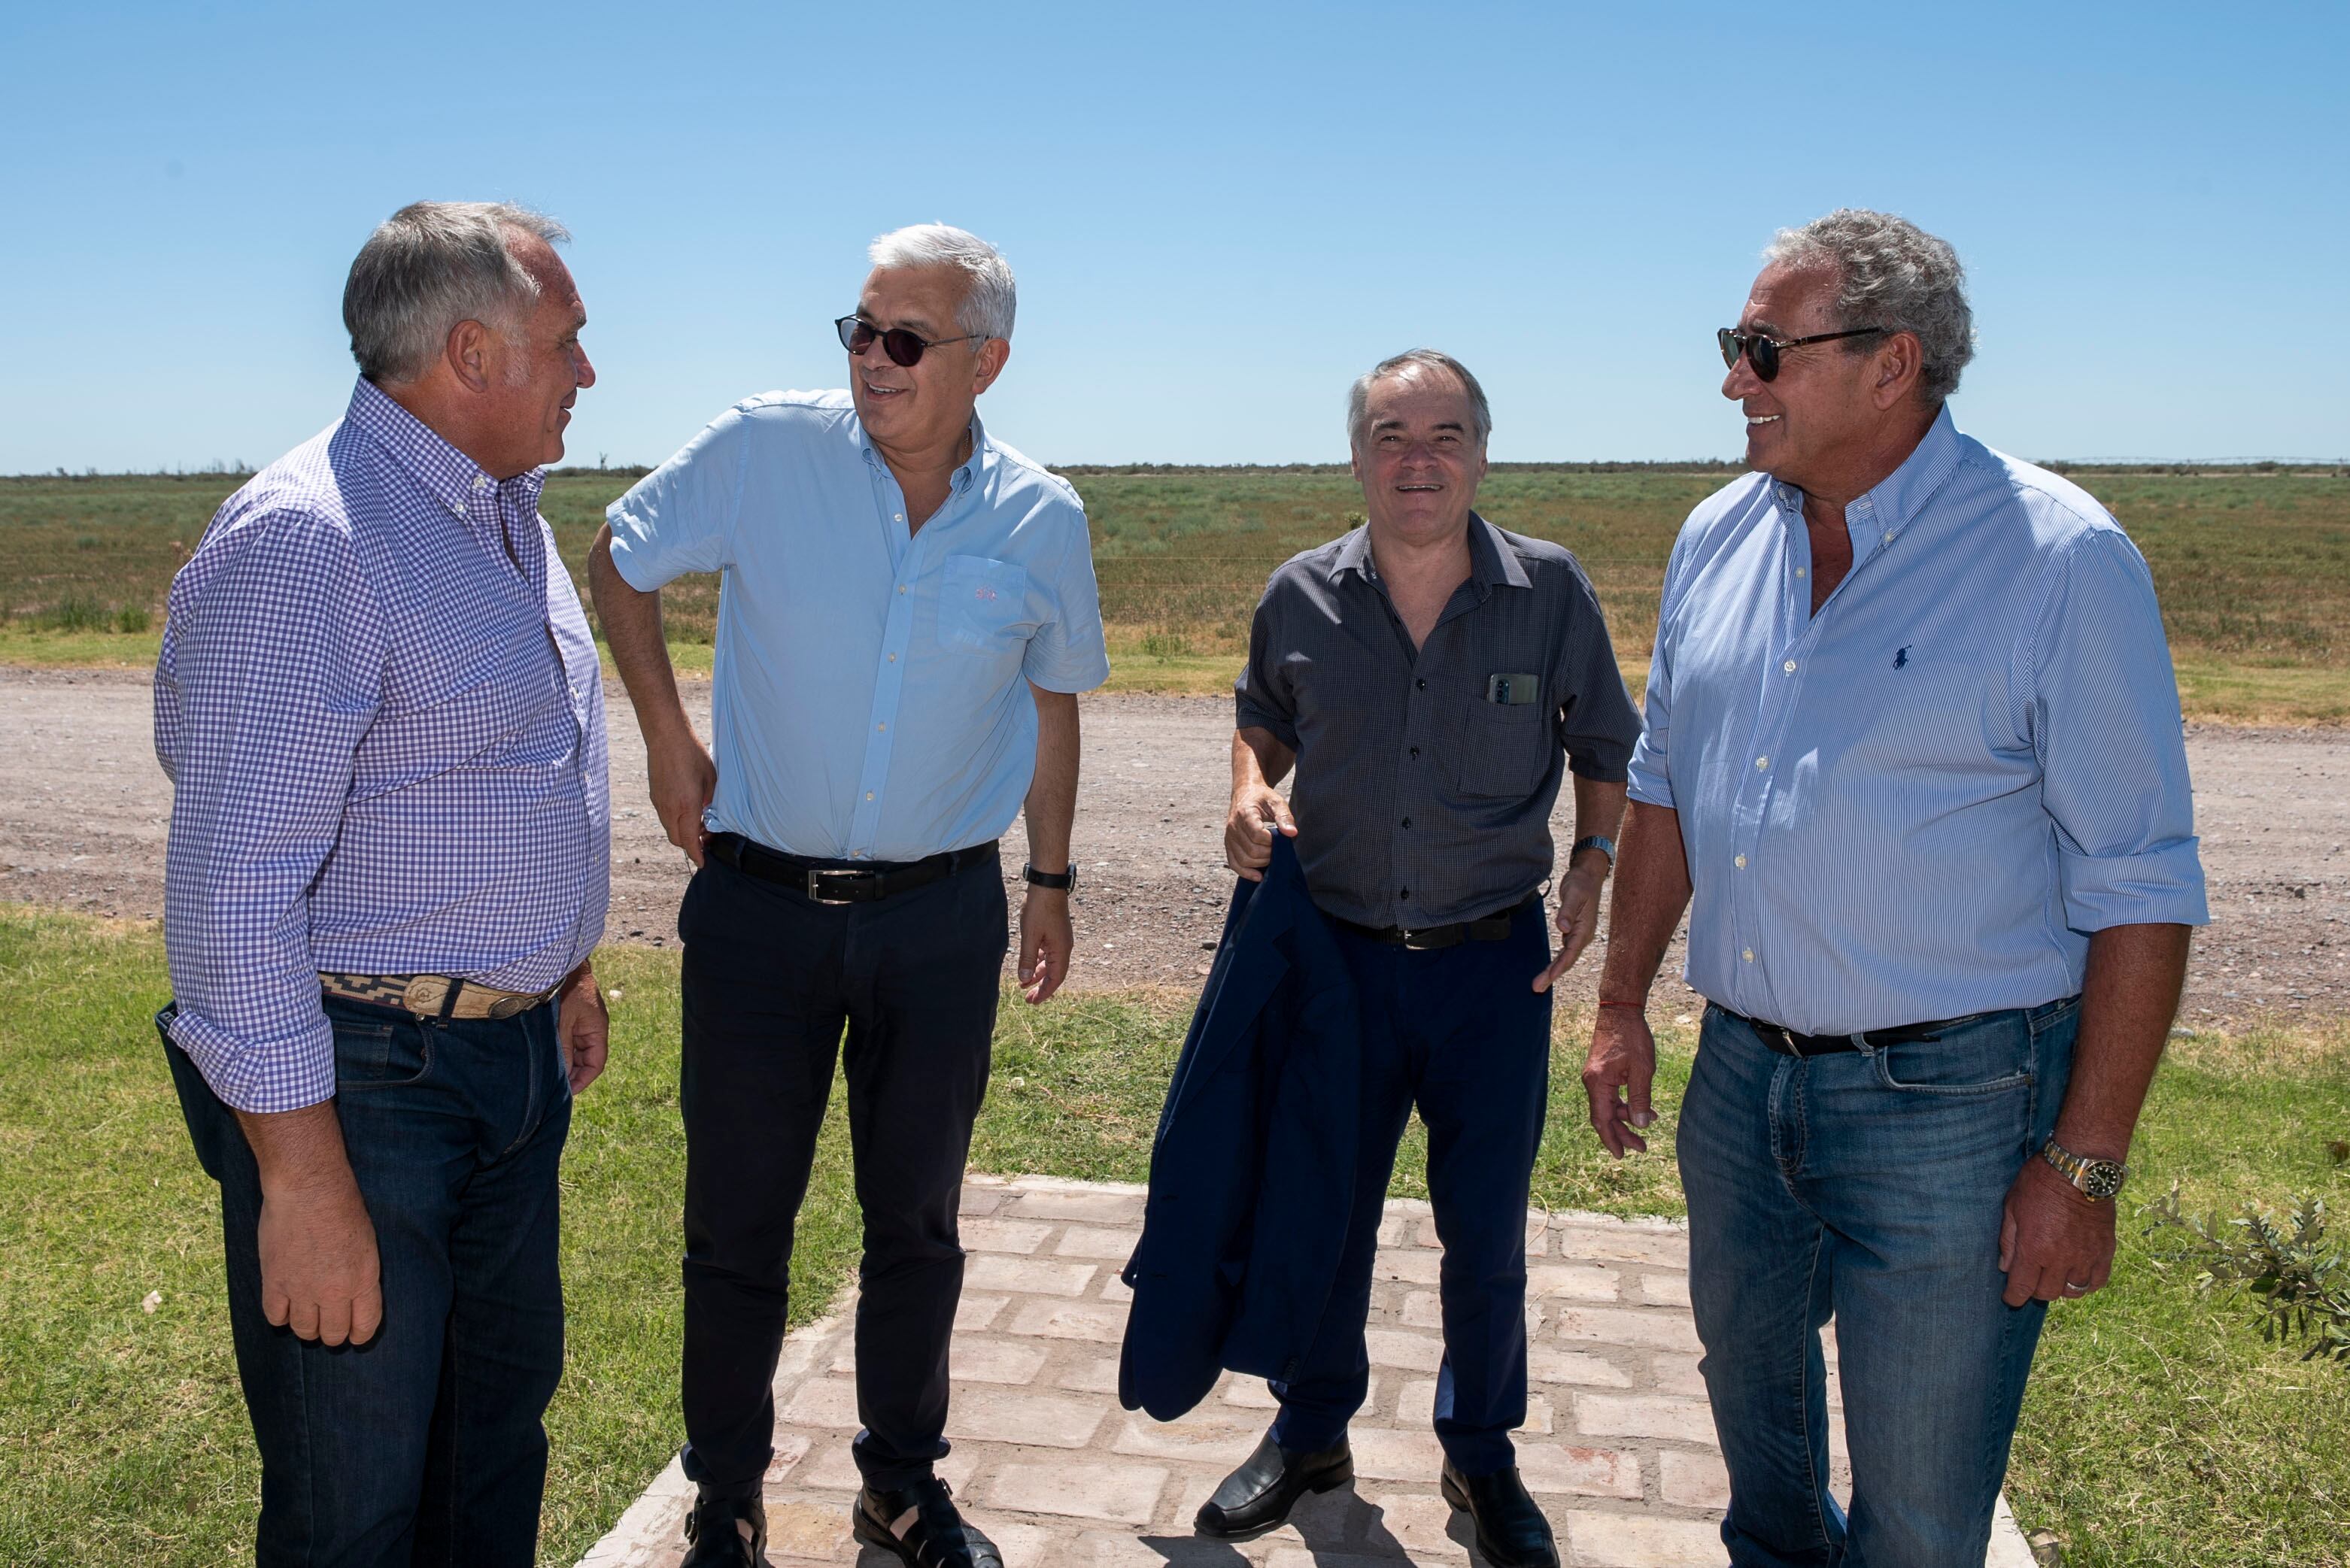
left=156, top=378, right=610, bottom=1112
left=1630, top=405, right=2207, bottom=1035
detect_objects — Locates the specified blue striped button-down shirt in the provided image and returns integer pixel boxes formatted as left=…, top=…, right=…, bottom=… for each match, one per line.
left=1629, top=406, right=2207, bottom=1035
left=606, top=391, right=1109, bottom=862
left=156, top=378, right=610, bottom=1112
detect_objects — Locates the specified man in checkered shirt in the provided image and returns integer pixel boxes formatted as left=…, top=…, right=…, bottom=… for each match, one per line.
left=154, top=201, right=609, bottom=1564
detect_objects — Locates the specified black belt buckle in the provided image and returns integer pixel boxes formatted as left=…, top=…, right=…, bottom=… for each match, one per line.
left=1397, top=926, right=1461, bottom=951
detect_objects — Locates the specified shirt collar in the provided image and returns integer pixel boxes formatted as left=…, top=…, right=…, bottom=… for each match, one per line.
left=1330, top=511, right=1528, bottom=591
left=344, top=376, right=545, bottom=517
left=855, top=407, right=993, bottom=496
left=1769, top=402, right=1963, bottom=541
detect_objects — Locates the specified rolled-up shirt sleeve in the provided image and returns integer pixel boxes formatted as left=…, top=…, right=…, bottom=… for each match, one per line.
left=606, top=405, right=748, bottom=591
left=1553, top=557, right=1641, bottom=784
left=157, top=512, right=385, bottom=1112
left=2028, top=528, right=2209, bottom=933
left=1625, top=532, right=1689, bottom=810
left=1021, top=500, right=1112, bottom=694
left=1233, top=588, right=1299, bottom=749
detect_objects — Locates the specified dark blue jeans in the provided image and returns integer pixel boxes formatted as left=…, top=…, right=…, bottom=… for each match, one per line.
left=1268, top=898, right=1553, bottom=1476
left=1679, top=997, right=2079, bottom=1568
left=161, top=993, right=572, bottom=1567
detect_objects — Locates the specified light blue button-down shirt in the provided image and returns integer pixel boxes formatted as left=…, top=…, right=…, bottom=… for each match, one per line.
left=606, top=390, right=1109, bottom=862
left=1629, top=405, right=2207, bottom=1035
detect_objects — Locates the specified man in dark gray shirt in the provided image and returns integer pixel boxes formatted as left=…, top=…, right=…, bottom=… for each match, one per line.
left=1198, top=350, right=1640, bottom=1568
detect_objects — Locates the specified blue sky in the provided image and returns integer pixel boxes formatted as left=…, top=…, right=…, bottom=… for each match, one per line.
left=3, top=2, right=2344, bottom=472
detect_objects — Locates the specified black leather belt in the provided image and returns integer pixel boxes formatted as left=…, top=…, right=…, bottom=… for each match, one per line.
left=1714, top=1002, right=1986, bottom=1058
left=1329, top=893, right=1538, bottom=951
left=706, top=833, right=997, bottom=905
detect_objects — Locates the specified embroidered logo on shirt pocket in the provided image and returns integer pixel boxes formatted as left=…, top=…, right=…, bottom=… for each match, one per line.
left=940, top=555, right=1034, bottom=654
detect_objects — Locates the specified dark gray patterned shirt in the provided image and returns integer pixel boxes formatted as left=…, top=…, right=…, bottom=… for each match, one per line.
left=1235, top=514, right=1640, bottom=930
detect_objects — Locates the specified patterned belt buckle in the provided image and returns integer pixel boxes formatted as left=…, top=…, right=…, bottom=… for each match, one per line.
left=400, top=975, right=457, bottom=1016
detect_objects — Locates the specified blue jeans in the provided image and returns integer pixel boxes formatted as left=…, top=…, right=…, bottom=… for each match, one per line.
left=1678, top=998, right=2078, bottom=1568
left=1268, top=898, right=1553, bottom=1477
left=161, top=994, right=572, bottom=1567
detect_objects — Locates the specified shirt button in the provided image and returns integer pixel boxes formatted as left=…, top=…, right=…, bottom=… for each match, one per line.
left=1400, top=887, right=1410, bottom=899
left=1742, top=948, right=1756, bottom=963
left=888, top=653, right=897, bottom=663
left=866, top=791, right=875, bottom=801
left=1755, top=755, right=1769, bottom=769
left=877, top=723, right=887, bottom=732
left=897, top=585, right=906, bottom=594
left=1735, top=854, right=1747, bottom=869
left=1883, top=532, right=1895, bottom=544
left=1416, top=678, right=1427, bottom=691
left=1795, top=566, right=1807, bottom=578
left=1409, top=746, right=1420, bottom=760
left=1401, top=817, right=1412, bottom=829
left=894, top=513, right=904, bottom=522
left=1782, top=660, right=1796, bottom=674
left=472, top=475, right=487, bottom=491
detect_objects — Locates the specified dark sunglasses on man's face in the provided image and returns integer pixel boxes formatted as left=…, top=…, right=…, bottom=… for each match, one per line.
left=835, top=315, right=988, bottom=368
left=1717, top=325, right=1886, bottom=382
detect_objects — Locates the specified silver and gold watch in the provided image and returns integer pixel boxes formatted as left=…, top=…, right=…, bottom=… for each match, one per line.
left=2039, top=1139, right=2128, bottom=1201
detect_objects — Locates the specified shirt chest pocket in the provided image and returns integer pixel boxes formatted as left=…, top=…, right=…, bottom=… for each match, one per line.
left=1452, top=698, right=1554, bottom=799
left=939, top=554, right=1036, bottom=654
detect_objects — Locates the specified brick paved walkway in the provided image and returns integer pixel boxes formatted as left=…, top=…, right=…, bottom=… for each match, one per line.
left=579, top=1175, right=2033, bottom=1567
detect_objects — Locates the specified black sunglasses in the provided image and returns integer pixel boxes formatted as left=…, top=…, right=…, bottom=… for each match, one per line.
left=835, top=315, right=988, bottom=368
left=1717, top=326, right=1886, bottom=382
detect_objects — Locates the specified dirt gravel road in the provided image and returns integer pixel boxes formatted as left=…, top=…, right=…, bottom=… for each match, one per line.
left=5, top=666, right=2343, bottom=1026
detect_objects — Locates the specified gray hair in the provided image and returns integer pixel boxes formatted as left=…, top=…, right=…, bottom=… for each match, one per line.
left=867, top=223, right=1017, bottom=341
left=1347, top=349, right=1492, bottom=448
left=343, top=201, right=571, bottom=384
left=1765, top=208, right=1975, bottom=405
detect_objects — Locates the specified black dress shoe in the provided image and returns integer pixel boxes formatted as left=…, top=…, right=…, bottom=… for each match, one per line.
left=852, top=1477, right=1003, bottom=1568
left=1441, top=1460, right=1558, bottom=1568
left=1195, top=1432, right=1356, bottom=1538
left=682, top=1491, right=766, bottom=1567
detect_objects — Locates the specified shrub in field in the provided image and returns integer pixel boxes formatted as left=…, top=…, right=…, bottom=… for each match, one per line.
left=2143, top=1182, right=2350, bottom=1362
left=33, top=592, right=111, bottom=632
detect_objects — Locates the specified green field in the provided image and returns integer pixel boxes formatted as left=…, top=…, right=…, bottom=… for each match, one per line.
left=5, top=465, right=2348, bottom=722
left=4, top=907, right=2347, bottom=1566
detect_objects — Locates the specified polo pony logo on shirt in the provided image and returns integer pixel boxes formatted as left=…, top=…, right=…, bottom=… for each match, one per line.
left=1893, top=645, right=1911, bottom=670
left=973, top=584, right=999, bottom=602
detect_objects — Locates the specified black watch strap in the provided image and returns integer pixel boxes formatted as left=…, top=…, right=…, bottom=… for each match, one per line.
left=1023, top=862, right=1077, bottom=892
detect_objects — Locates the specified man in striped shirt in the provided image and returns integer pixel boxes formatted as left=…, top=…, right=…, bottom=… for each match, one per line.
left=156, top=200, right=608, bottom=1565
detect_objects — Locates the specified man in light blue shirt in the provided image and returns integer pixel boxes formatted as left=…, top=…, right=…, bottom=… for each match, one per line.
left=1583, top=211, right=2205, bottom=1568
left=590, top=224, right=1106, bottom=1568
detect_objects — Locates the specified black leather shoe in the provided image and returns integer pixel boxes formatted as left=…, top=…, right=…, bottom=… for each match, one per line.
left=852, top=1477, right=1003, bottom=1568
left=1195, top=1432, right=1356, bottom=1538
left=1441, top=1460, right=1559, bottom=1568
left=682, top=1491, right=766, bottom=1567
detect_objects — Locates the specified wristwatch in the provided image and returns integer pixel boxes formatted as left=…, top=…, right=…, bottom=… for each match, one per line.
left=2039, top=1138, right=2127, bottom=1201
left=1023, top=862, right=1077, bottom=892
left=1570, top=835, right=1617, bottom=869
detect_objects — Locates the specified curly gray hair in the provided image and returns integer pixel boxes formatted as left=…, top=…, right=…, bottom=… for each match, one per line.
left=1766, top=209, right=1975, bottom=405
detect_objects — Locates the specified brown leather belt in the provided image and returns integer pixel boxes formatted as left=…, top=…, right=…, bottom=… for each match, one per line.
left=320, top=972, right=560, bottom=1021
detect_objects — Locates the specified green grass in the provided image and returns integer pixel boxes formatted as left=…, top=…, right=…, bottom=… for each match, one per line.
left=7, top=467, right=2348, bottom=723
left=2, top=906, right=2345, bottom=1564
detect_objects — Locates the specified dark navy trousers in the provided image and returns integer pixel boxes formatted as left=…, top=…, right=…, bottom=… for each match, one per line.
left=1268, top=897, right=1553, bottom=1476
left=162, top=994, right=572, bottom=1568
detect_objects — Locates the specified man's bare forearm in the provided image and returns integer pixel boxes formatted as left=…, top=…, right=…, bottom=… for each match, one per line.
left=234, top=1100, right=357, bottom=1192
left=1025, top=686, right=1080, bottom=872
left=1593, top=800, right=1692, bottom=1004
left=1233, top=726, right=1295, bottom=795
left=1568, top=776, right=1629, bottom=879
left=587, top=525, right=692, bottom=744
left=2053, top=922, right=2191, bottom=1162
